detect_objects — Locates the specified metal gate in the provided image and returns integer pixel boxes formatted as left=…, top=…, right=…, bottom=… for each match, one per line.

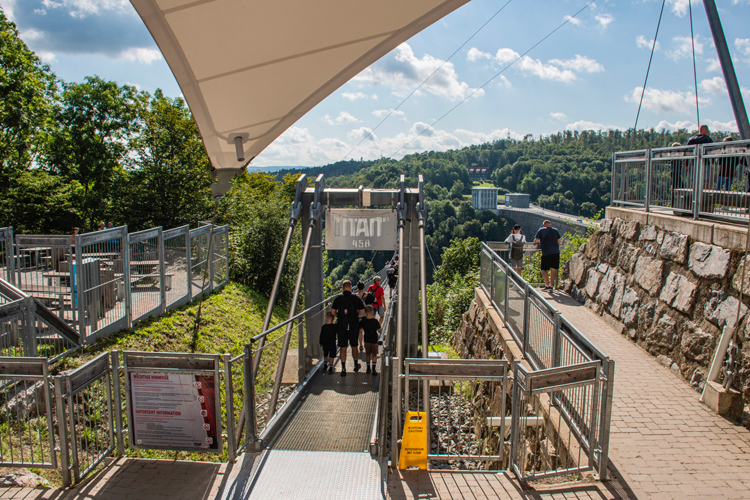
left=510, top=361, right=601, bottom=480
left=127, top=227, right=165, bottom=323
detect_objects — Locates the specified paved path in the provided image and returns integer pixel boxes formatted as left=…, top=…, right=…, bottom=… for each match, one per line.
left=543, top=292, right=750, bottom=499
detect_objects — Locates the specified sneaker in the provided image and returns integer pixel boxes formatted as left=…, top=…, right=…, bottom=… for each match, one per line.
left=340, top=369, right=346, bottom=377
left=366, top=365, right=371, bottom=374
left=372, top=367, right=378, bottom=376
left=544, top=285, right=553, bottom=291
left=328, top=365, right=334, bottom=375
left=354, top=362, right=361, bottom=373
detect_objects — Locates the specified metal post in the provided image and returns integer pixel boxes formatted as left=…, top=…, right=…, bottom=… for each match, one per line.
left=393, top=174, right=407, bottom=468
left=224, top=353, right=236, bottom=462
left=54, top=376, right=71, bottom=488
left=416, top=175, right=430, bottom=461
left=208, top=225, right=215, bottom=294
left=75, top=234, right=85, bottom=342
left=597, top=359, right=615, bottom=480
left=552, top=312, right=561, bottom=368
left=268, top=175, right=324, bottom=416
left=703, top=0, right=750, bottom=139
left=158, top=227, right=166, bottom=314
left=244, top=343, right=258, bottom=450
left=253, top=175, right=306, bottom=377
left=504, top=260, right=510, bottom=321
left=66, top=376, right=79, bottom=483
left=186, top=226, right=193, bottom=303
left=124, top=228, right=132, bottom=327
left=5, top=227, right=15, bottom=285
left=111, top=350, right=124, bottom=457
left=522, top=283, right=531, bottom=357
left=695, top=148, right=704, bottom=219
left=297, top=319, right=305, bottom=383
left=644, top=149, right=652, bottom=212
left=23, top=296, right=37, bottom=357
left=610, top=153, right=616, bottom=206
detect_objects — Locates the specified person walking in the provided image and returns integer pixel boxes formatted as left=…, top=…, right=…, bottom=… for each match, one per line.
left=534, top=220, right=561, bottom=291
left=387, top=261, right=398, bottom=298
left=365, top=275, right=386, bottom=325
left=356, top=281, right=367, bottom=352
left=504, top=225, right=525, bottom=273
left=331, top=280, right=365, bottom=376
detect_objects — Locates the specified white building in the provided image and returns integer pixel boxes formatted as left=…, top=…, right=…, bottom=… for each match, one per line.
left=471, top=187, right=499, bottom=211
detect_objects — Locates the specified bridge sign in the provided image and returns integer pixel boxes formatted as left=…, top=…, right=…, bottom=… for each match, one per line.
left=325, top=208, right=397, bottom=251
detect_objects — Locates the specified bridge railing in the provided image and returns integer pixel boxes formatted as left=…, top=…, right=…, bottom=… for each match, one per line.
left=479, top=242, right=615, bottom=478
left=611, top=140, right=750, bottom=223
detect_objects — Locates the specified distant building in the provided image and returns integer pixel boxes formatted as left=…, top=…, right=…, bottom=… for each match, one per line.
left=468, top=167, right=489, bottom=179
left=471, top=187, right=498, bottom=211
left=506, top=193, right=530, bottom=208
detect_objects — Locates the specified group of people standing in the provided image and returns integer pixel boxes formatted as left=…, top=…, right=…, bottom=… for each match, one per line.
left=504, top=220, right=562, bottom=291
left=320, top=262, right=397, bottom=376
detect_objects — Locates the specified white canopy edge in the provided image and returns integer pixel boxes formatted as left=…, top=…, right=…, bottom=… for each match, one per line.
left=130, top=0, right=470, bottom=194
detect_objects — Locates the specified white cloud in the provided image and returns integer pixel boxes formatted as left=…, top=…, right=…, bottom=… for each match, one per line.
left=700, top=77, right=726, bottom=95
left=323, top=111, right=359, bottom=125
left=497, top=76, right=511, bottom=89
left=342, top=92, right=367, bottom=101
left=657, top=119, right=737, bottom=133
left=467, top=47, right=493, bottom=62
left=348, top=127, right=376, bottom=141
left=625, top=87, right=709, bottom=114
left=565, top=120, right=620, bottom=131
left=517, top=56, right=577, bottom=82
left=736, top=38, right=750, bottom=56
left=667, top=0, right=700, bottom=18
left=563, top=15, right=582, bottom=27
left=636, top=35, right=660, bottom=51
left=353, top=43, right=484, bottom=100
left=372, top=109, right=407, bottom=121
left=654, top=120, right=695, bottom=132
left=706, top=58, right=722, bottom=72
left=667, top=35, right=704, bottom=62
left=595, top=14, right=613, bottom=29
left=704, top=119, right=737, bottom=131
left=118, top=47, right=162, bottom=64
left=550, top=112, right=567, bottom=121
left=37, top=51, right=57, bottom=63
left=454, top=128, right=525, bottom=143
left=549, top=55, right=604, bottom=73
left=20, top=28, right=45, bottom=41
left=495, top=48, right=520, bottom=64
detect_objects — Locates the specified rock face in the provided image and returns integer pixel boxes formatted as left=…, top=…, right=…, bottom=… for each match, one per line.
left=561, top=216, right=750, bottom=407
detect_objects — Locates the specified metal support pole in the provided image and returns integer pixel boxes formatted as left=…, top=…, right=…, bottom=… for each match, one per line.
left=695, top=148, right=704, bottom=219
left=243, top=343, right=258, bottom=450
left=224, top=353, right=235, bottom=462
left=158, top=227, right=166, bottom=314
left=253, top=174, right=307, bottom=378
left=415, top=175, right=430, bottom=462
left=24, top=296, right=37, bottom=357
left=522, top=283, right=531, bottom=357
left=268, top=175, right=324, bottom=416
left=552, top=312, right=561, bottom=368
left=597, top=359, right=616, bottom=480
left=54, top=376, right=71, bottom=488
left=111, top=350, right=124, bottom=457
left=123, top=227, right=132, bottom=325
left=297, top=319, right=305, bottom=383
left=393, top=174, right=407, bottom=468
left=703, top=0, right=750, bottom=139
left=75, top=234, right=85, bottom=342
left=644, top=150, right=652, bottom=212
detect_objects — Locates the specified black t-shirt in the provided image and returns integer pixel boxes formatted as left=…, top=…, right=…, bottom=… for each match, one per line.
left=687, top=134, right=713, bottom=145
left=535, top=226, right=561, bottom=256
left=319, top=323, right=337, bottom=345
left=359, top=317, right=381, bottom=344
left=331, top=291, right=365, bottom=333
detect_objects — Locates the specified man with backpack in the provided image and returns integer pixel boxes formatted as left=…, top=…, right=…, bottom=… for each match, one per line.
left=365, top=275, right=386, bottom=325
left=331, top=280, right=365, bottom=376
left=504, top=225, right=526, bottom=273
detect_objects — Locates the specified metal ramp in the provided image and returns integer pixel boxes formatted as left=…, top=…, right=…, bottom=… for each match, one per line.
left=220, top=355, right=384, bottom=500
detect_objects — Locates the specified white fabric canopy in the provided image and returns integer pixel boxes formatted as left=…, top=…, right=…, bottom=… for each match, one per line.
left=130, top=0, right=470, bottom=193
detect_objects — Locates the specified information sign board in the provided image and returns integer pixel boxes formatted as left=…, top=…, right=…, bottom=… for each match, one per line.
left=325, top=208, right=397, bottom=251
left=129, top=372, right=219, bottom=452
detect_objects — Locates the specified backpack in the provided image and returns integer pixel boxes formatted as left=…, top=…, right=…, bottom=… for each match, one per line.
left=510, top=236, right=524, bottom=260
left=336, top=294, right=355, bottom=322
left=365, top=286, right=377, bottom=305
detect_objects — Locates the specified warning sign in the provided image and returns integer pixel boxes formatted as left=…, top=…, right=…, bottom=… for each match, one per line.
left=399, top=411, right=427, bottom=470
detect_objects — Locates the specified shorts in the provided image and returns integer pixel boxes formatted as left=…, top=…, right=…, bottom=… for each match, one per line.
left=509, top=257, right=523, bottom=268
left=541, top=253, right=560, bottom=271
left=337, top=331, right=358, bottom=348
left=372, top=306, right=384, bottom=317
left=320, top=342, right=336, bottom=359
left=364, top=342, right=378, bottom=356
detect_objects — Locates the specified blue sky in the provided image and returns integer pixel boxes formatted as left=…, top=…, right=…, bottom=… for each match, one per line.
left=3, top=0, right=750, bottom=167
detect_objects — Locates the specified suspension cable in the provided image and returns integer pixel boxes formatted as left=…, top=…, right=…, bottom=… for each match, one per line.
left=632, top=0, right=666, bottom=149
left=689, top=0, right=700, bottom=127
left=339, top=0, right=514, bottom=162
left=389, top=0, right=597, bottom=159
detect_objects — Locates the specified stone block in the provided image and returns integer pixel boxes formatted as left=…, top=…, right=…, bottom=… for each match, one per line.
left=689, top=242, right=730, bottom=279
left=702, top=381, right=743, bottom=418
left=656, top=354, right=673, bottom=368
left=639, top=225, right=658, bottom=241
left=617, top=243, right=640, bottom=273
left=680, top=321, right=714, bottom=363
left=621, top=220, right=640, bottom=240
left=569, top=252, right=587, bottom=286
left=599, top=218, right=612, bottom=233
left=607, top=206, right=647, bottom=225
left=639, top=301, right=656, bottom=330
left=732, top=255, right=750, bottom=295
left=712, top=223, right=748, bottom=249
left=596, top=263, right=609, bottom=274
left=705, top=294, right=748, bottom=329
left=647, top=314, right=678, bottom=349
left=633, top=254, right=663, bottom=295
left=585, top=269, right=601, bottom=298
left=647, top=212, right=713, bottom=245
left=659, top=272, right=697, bottom=314
left=620, top=287, right=639, bottom=326
left=659, top=232, right=689, bottom=264
left=598, top=269, right=624, bottom=306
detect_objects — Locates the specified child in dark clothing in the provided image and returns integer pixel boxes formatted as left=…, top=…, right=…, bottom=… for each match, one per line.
left=319, top=311, right=337, bottom=375
left=359, top=306, right=382, bottom=376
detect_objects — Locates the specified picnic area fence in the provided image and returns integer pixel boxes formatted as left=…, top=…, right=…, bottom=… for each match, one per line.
left=0, top=223, right=230, bottom=354
left=611, top=139, right=750, bottom=223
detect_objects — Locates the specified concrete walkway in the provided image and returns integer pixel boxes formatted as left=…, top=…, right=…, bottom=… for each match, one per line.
left=544, top=292, right=750, bottom=499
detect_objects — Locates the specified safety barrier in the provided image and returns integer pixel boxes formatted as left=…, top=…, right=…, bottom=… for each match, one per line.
left=612, top=139, right=750, bottom=223
left=0, top=224, right=229, bottom=351
left=479, top=242, right=614, bottom=479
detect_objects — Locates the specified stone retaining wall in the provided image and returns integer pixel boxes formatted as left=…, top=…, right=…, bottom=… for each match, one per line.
left=561, top=216, right=750, bottom=405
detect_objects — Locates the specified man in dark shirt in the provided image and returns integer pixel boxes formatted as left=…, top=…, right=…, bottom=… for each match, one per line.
left=331, top=280, right=365, bottom=376
left=359, top=306, right=382, bottom=376
left=686, top=125, right=713, bottom=146
left=319, top=311, right=338, bottom=375
left=534, top=220, right=562, bottom=291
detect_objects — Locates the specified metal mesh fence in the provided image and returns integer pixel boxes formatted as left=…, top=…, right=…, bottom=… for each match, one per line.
left=190, top=226, right=212, bottom=299
left=649, top=145, right=697, bottom=214
left=0, top=227, right=12, bottom=284
left=699, top=141, right=750, bottom=222
left=128, top=228, right=163, bottom=324
left=164, top=226, right=190, bottom=310
left=612, top=150, right=647, bottom=208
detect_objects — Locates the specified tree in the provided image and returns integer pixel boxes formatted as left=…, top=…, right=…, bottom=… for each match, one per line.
left=450, top=180, right=465, bottom=199
left=433, top=237, right=481, bottom=283
left=43, top=77, right=141, bottom=230
left=122, top=90, right=213, bottom=230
